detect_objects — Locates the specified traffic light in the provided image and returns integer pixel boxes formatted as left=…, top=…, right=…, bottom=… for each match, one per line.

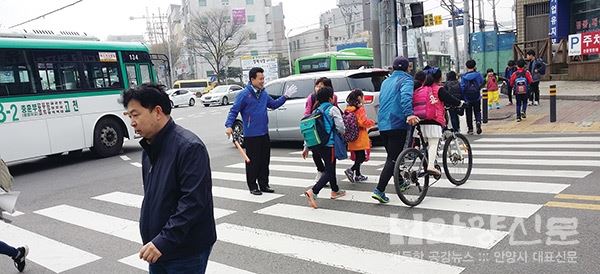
left=425, top=14, right=434, bottom=27
left=410, top=2, right=424, bottom=28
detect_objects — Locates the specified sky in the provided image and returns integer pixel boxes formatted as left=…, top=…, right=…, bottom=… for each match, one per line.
left=0, top=0, right=514, bottom=40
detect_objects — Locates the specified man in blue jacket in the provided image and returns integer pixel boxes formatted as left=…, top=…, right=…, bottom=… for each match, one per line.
left=225, top=67, right=297, bottom=195
left=371, top=56, right=419, bottom=203
left=121, top=84, right=216, bottom=273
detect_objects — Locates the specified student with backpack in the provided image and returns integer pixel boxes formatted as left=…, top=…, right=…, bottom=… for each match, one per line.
left=413, top=67, right=464, bottom=176
left=444, top=71, right=462, bottom=132
left=303, top=87, right=346, bottom=209
left=343, top=89, right=375, bottom=183
left=510, top=59, right=534, bottom=122
left=504, top=60, right=517, bottom=105
left=460, top=60, right=484, bottom=135
left=302, top=77, right=336, bottom=183
left=526, top=50, right=546, bottom=106
left=484, top=68, right=503, bottom=110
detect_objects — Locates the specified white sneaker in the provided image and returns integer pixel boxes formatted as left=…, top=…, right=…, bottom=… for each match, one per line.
left=534, top=101, right=539, bottom=106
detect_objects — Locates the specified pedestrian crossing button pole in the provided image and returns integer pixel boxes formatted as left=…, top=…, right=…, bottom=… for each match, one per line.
left=550, top=84, right=557, bottom=123
left=482, top=88, right=488, bottom=123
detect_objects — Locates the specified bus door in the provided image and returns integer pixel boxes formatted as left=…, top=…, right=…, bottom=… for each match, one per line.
left=122, top=51, right=154, bottom=88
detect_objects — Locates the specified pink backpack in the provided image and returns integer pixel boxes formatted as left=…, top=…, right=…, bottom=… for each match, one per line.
left=412, top=85, right=446, bottom=126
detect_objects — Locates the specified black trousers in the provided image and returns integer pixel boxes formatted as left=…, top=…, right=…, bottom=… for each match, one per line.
left=376, top=129, right=408, bottom=193
left=311, top=146, right=339, bottom=194
left=351, top=150, right=366, bottom=176
left=465, top=99, right=482, bottom=130
left=312, top=151, right=325, bottom=172
left=244, top=134, right=271, bottom=191
left=529, top=81, right=540, bottom=102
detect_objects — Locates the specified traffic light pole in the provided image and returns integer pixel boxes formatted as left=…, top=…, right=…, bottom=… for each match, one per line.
left=399, top=1, right=409, bottom=57
left=370, top=0, right=382, bottom=68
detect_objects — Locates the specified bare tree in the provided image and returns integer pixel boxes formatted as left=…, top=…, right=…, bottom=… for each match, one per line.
left=186, top=8, right=250, bottom=84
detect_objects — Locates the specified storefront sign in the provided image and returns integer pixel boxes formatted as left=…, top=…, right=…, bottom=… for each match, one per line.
left=568, top=31, right=600, bottom=56
left=232, top=8, right=246, bottom=25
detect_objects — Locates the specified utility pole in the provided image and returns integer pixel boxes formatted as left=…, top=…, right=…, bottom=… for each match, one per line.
left=491, top=0, right=499, bottom=32
left=444, top=0, right=461, bottom=72
left=370, top=0, right=382, bottom=68
left=464, top=0, right=471, bottom=60
left=399, top=1, right=408, bottom=57
left=158, top=8, right=173, bottom=87
left=478, top=0, right=485, bottom=32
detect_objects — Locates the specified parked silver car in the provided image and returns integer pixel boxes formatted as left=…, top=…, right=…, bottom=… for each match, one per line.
left=201, top=84, right=243, bottom=106
left=231, top=68, right=389, bottom=145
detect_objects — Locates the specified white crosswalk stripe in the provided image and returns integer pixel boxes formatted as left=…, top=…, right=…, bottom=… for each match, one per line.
left=229, top=162, right=591, bottom=179
left=309, top=189, right=542, bottom=218
left=256, top=204, right=507, bottom=249
left=217, top=223, right=465, bottom=274
left=0, top=222, right=101, bottom=273
left=474, top=136, right=600, bottom=143
left=92, top=191, right=236, bottom=219
left=270, top=156, right=385, bottom=166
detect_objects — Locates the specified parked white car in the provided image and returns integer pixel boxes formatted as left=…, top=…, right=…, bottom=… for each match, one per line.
left=200, top=84, right=243, bottom=106
left=167, top=89, right=196, bottom=108
left=231, top=68, right=388, bottom=146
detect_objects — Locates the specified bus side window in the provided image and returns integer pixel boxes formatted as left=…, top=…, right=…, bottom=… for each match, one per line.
left=0, top=49, right=35, bottom=96
left=126, top=65, right=138, bottom=88
left=139, top=64, right=151, bottom=84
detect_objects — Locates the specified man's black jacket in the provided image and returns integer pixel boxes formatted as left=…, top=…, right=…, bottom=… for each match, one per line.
left=139, top=119, right=216, bottom=262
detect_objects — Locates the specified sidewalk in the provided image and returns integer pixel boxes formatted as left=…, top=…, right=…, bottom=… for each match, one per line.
left=482, top=97, right=600, bottom=134
left=538, top=80, right=600, bottom=101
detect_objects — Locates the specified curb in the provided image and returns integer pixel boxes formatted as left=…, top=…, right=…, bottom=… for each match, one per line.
left=487, top=113, right=513, bottom=121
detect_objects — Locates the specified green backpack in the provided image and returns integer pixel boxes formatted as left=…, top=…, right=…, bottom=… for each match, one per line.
left=300, top=106, right=332, bottom=149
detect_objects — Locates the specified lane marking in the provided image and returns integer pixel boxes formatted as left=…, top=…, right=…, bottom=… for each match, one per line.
left=545, top=201, right=600, bottom=211
left=554, top=194, right=600, bottom=202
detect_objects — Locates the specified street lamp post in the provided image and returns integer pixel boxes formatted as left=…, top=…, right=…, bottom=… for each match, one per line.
left=286, top=29, right=293, bottom=75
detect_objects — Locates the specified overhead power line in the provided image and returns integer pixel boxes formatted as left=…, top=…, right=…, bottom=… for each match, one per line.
left=9, top=0, right=85, bottom=29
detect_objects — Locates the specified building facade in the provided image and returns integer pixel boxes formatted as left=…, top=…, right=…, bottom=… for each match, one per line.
left=171, top=0, right=286, bottom=80
left=516, top=0, right=600, bottom=80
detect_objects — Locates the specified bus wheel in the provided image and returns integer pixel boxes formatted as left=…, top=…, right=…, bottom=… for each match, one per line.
left=91, top=117, right=124, bottom=158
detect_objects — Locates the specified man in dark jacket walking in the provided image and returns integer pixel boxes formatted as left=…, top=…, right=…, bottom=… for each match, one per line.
left=225, top=67, right=297, bottom=195
left=121, top=84, right=216, bottom=273
left=526, top=50, right=545, bottom=106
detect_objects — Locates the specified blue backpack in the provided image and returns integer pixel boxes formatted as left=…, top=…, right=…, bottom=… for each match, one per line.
left=513, top=71, right=529, bottom=95
left=463, top=78, right=481, bottom=101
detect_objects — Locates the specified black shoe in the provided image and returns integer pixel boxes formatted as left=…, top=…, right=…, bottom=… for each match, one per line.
left=13, top=246, right=28, bottom=272
left=250, top=189, right=263, bottom=195
left=467, top=129, right=474, bottom=135
left=521, top=112, right=527, bottom=119
left=260, top=187, right=275, bottom=193
left=476, top=123, right=482, bottom=135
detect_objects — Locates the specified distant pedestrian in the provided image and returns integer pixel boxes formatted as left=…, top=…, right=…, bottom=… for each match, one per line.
left=0, top=241, right=28, bottom=272
left=503, top=60, right=517, bottom=105
left=444, top=71, right=462, bottom=132
left=121, top=84, right=216, bottom=273
left=510, top=59, right=534, bottom=122
left=484, top=68, right=501, bottom=110
left=302, top=77, right=337, bottom=184
left=460, top=60, right=485, bottom=135
left=371, top=56, right=419, bottom=204
left=304, top=87, right=347, bottom=208
left=526, top=50, right=546, bottom=106
left=225, top=67, right=298, bottom=195
left=344, top=89, right=375, bottom=183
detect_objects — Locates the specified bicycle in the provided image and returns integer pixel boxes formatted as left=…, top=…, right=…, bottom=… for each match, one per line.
left=393, top=107, right=473, bottom=207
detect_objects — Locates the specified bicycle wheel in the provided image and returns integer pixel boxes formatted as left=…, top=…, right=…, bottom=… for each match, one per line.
left=442, top=133, right=473, bottom=185
left=393, top=148, right=429, bottom=207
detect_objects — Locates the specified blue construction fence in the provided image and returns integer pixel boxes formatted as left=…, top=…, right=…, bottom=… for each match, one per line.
left=470, top=31, right=516, bottom=75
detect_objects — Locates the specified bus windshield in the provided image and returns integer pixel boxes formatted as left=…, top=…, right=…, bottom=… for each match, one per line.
left=298, top=58, right=330, bottom=73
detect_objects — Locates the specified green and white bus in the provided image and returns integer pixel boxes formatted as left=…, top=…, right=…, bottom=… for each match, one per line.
left=294, top=48, right=374, bottom=74
left=0, top=37, right=156, bottom=162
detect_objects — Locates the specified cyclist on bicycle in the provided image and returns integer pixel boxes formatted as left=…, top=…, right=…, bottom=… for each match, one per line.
left=413, top=67, right=465, bottom=176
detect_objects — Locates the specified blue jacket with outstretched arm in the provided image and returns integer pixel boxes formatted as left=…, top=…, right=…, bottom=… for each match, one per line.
left=225, top=82, right=287, bottom=137
left=377, top=70, right=414, bottom=131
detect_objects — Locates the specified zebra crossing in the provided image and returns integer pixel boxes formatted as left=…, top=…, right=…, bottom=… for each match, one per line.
left=2, top=134, right=598, bottom=273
